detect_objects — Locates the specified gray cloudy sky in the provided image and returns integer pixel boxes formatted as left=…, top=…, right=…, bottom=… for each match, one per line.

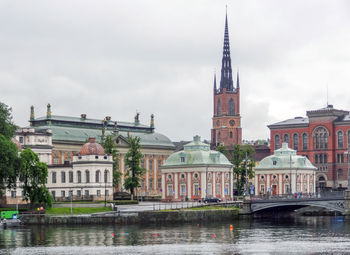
left=1, top=0, right=350, bottom=142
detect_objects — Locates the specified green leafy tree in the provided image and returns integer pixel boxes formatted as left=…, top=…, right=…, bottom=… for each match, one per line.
left=102, top=135, right=122, bottom=188
left=0, top=102, right=20, bottom=195
left=124, top=136, right=145, bottom=200
left=0, top=134, right=21, bottom=195
left=230, top=144, right=255, bottom=195
left=19, top=148, right=53, bottom=208
left=216, top=144, right=255, bottom=195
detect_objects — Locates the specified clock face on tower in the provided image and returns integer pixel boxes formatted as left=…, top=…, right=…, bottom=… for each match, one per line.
left=229, top=120, right=235, bottom=126
left=216, top=120, right=220, bottom=126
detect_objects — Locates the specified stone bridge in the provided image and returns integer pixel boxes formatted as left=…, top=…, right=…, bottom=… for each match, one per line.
left=240, top=190, right=350, bottom=215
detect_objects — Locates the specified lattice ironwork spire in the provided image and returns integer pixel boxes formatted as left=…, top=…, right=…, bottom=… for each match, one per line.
left=219, top=11, right=234, bottom=92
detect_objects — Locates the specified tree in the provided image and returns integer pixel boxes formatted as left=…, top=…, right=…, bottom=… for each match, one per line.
left=0, top=134, right=21, bottom=195
left=230, top=144, right=255, bottom=196
left=124, top=136, right=145, bottom=200
left=0, top=102, right=17, bottom=139
left=216, top=144, right=255, bottom=196
left=19, top=148, right=53, bottom=208
left=102, top=135, right=122, bottom=188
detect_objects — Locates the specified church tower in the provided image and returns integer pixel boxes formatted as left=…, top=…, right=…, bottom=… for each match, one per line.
left=211, top=12, right=242, bottom=148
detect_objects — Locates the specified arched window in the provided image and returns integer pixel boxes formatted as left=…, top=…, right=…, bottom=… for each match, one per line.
left=274, top=134, right=280, bottom=150
left=217, top=99, right=221, bottom=116
left=230, top=131, right=233, bottom=138
left=85, top=170, right=90, bottom=183
left=283, top=134, right=289, bottom=146
left=95, top=170, right=100, bottom=183
left=337, top=131, right=344, bottom=149
left=313, top=126, right=329, bottom=149
left=302, top=133, right=308, bottom=150
left=293, top=134, right=299, bottom=151
left=228, top=98, right=234, bottom=116
left=77, top=171, right=81, bottom=183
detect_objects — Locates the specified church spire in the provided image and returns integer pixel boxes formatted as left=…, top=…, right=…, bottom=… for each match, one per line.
left=213, top=72, right=217, bottom=92
left=219, top=10, right=234, bottom=92
left=236, top=70, right=240, bottom=89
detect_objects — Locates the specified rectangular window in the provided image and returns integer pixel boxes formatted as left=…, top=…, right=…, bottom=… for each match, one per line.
left=149, top=159, right=153, bottom=170
left=11, top=190, right=16, bottom=198
left=285, top=184, right=290, bottom=194
left=158, top=159, right=162, bottom=168
left=260, top=185, right=265, bottom=194
left=167, top=184, right=173, bottom=196
left=85, top=190, right=89, bottom=198
left=69, top=190, right=73, bottom=197
left=52, top=172, right=57, bottom=183
left=77, top=190, right=81, bottom=197
left=105, top=190, right=109, bottom=196
left=61, top=172, right=66, bottom=183
left=207, top=183, right=212, bottom=196
left=225, top=184, right=229, bottom=195
left=181, top=184, right=186, bottom=196
left=297, top=183, right=300, bottom=192
left=216, top=183, right=221, bottom=195
left=194, top=184, right=199, bottom=196
left=19, top=137, right=24, bottom=143
left=51, top=191, right=56, bottom=199
left=141, top=179, right=145, bottom=189
left=97, top=190, right=101, bottom=197
left=149, top=179, right=153, bottom=189
left=180, top=157, right=185, bottom=163
left=61, top=191, right=65, bottom=198
left=158, top=178, right=162, bottom=189
left=69, top=171, right=73, bottom=183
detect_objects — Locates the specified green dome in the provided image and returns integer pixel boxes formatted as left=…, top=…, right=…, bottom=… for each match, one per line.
left=256, top=143, right=316, bottom=170
left=163, top=135, right=232, bottom=167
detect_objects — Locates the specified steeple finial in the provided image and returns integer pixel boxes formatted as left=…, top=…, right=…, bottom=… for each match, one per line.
left=46, top=103, right=51, bottom=119
left=219, top=9, right=234, bottom=92
left=150, top=114, right=154, bottom=131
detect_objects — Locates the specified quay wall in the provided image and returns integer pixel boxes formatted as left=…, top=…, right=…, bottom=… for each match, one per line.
left=19, top=209, right=239, bottom=225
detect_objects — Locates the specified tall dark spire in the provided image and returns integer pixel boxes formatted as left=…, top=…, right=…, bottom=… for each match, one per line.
left=219, top=11, right=234, bottom=92
left=236, top=70, right=239, bottom=89
left=213, top=72, right=217, bottom=92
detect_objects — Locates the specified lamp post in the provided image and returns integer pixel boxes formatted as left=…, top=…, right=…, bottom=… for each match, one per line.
left=70, top=190, right=73, bottom=214
left=243, top=152, right=250, bottom=197
left=104, top=169, right=107, bottom=207
left=345, top=151, right=350, bottom=190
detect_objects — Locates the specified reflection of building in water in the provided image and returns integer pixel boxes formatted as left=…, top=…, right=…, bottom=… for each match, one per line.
left=161, top=136, right=233, bottom=201
left=255, top=143, right=316, bottom=195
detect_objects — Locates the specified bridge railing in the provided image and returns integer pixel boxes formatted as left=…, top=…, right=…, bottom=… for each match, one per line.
left=251, top=191, right=344, bottom=201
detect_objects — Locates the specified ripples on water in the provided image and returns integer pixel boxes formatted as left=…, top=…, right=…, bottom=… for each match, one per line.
left=1, top=216, right=350, bottom=254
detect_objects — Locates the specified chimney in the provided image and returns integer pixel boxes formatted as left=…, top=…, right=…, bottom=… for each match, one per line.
left=81, top=114, right=87, bottom=120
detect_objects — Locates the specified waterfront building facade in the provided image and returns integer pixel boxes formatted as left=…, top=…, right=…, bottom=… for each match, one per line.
left=161, top=136, right=233, bottom=201
left=268, top=105, right=350, bottom=191
left=255, top=143, right=317, bottom=196
left=16, top=104, right=175, bottom=199
left=211, top=13, right=242, bottom=148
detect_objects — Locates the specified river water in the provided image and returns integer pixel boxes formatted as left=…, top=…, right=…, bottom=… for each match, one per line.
left=1, top=216, right=350, bottom=254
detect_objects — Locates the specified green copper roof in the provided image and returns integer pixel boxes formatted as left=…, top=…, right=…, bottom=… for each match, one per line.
left=163, top=135, right=232, bottom=167
left=255, top=143, right=316, bottom=170
left=34, top=125, right=175, bottom=149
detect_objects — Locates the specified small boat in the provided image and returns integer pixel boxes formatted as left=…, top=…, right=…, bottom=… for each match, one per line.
left=0, top=218, right=22, bottom=227
left=0, top=211, right=22, bottom=227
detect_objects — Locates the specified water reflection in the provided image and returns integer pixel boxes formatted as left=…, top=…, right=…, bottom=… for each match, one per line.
left=1, top=216, right=350, bottom=254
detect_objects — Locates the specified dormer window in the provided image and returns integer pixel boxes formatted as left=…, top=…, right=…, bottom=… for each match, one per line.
left=180, top=156, right=185, bottom=163
left=273, top=160, right=277, bottom=165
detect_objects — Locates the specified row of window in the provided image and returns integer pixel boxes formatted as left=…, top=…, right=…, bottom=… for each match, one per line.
left=141, top=178, right=162, bottom=190
left=217, top=98, right=235, bottom=116
left=274, top=128, right=350, bottom=150
left=51, top=189, right=109, bottom=198
left=52, top=170, right=109, bottom=184
left=140, top=159, right=163, bottom=170
left=166, top=183, right=230, bottom=197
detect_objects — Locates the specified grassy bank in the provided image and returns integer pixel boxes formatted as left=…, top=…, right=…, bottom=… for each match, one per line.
left=53, top=200, right=138, bottom=205
left=46, top=207, right=112, bottom=215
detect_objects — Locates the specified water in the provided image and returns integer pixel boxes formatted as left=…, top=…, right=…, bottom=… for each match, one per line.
left=1, top=216, right=350, bottom=254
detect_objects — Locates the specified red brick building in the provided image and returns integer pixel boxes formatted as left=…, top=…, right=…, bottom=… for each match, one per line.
left=211, top=13, right=242, bottom=148
left=268, top=105, right=350, bottom=191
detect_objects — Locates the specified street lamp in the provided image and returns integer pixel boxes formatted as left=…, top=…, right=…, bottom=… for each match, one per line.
left=345, top=151, right=350, bottom=190
left=243, top=152, right=251, bottom=197
left=104, top=169, right=107, bottom=207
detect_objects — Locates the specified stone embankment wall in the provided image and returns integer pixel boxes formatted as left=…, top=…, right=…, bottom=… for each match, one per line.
left=20, top=209, right=238, bottom=225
